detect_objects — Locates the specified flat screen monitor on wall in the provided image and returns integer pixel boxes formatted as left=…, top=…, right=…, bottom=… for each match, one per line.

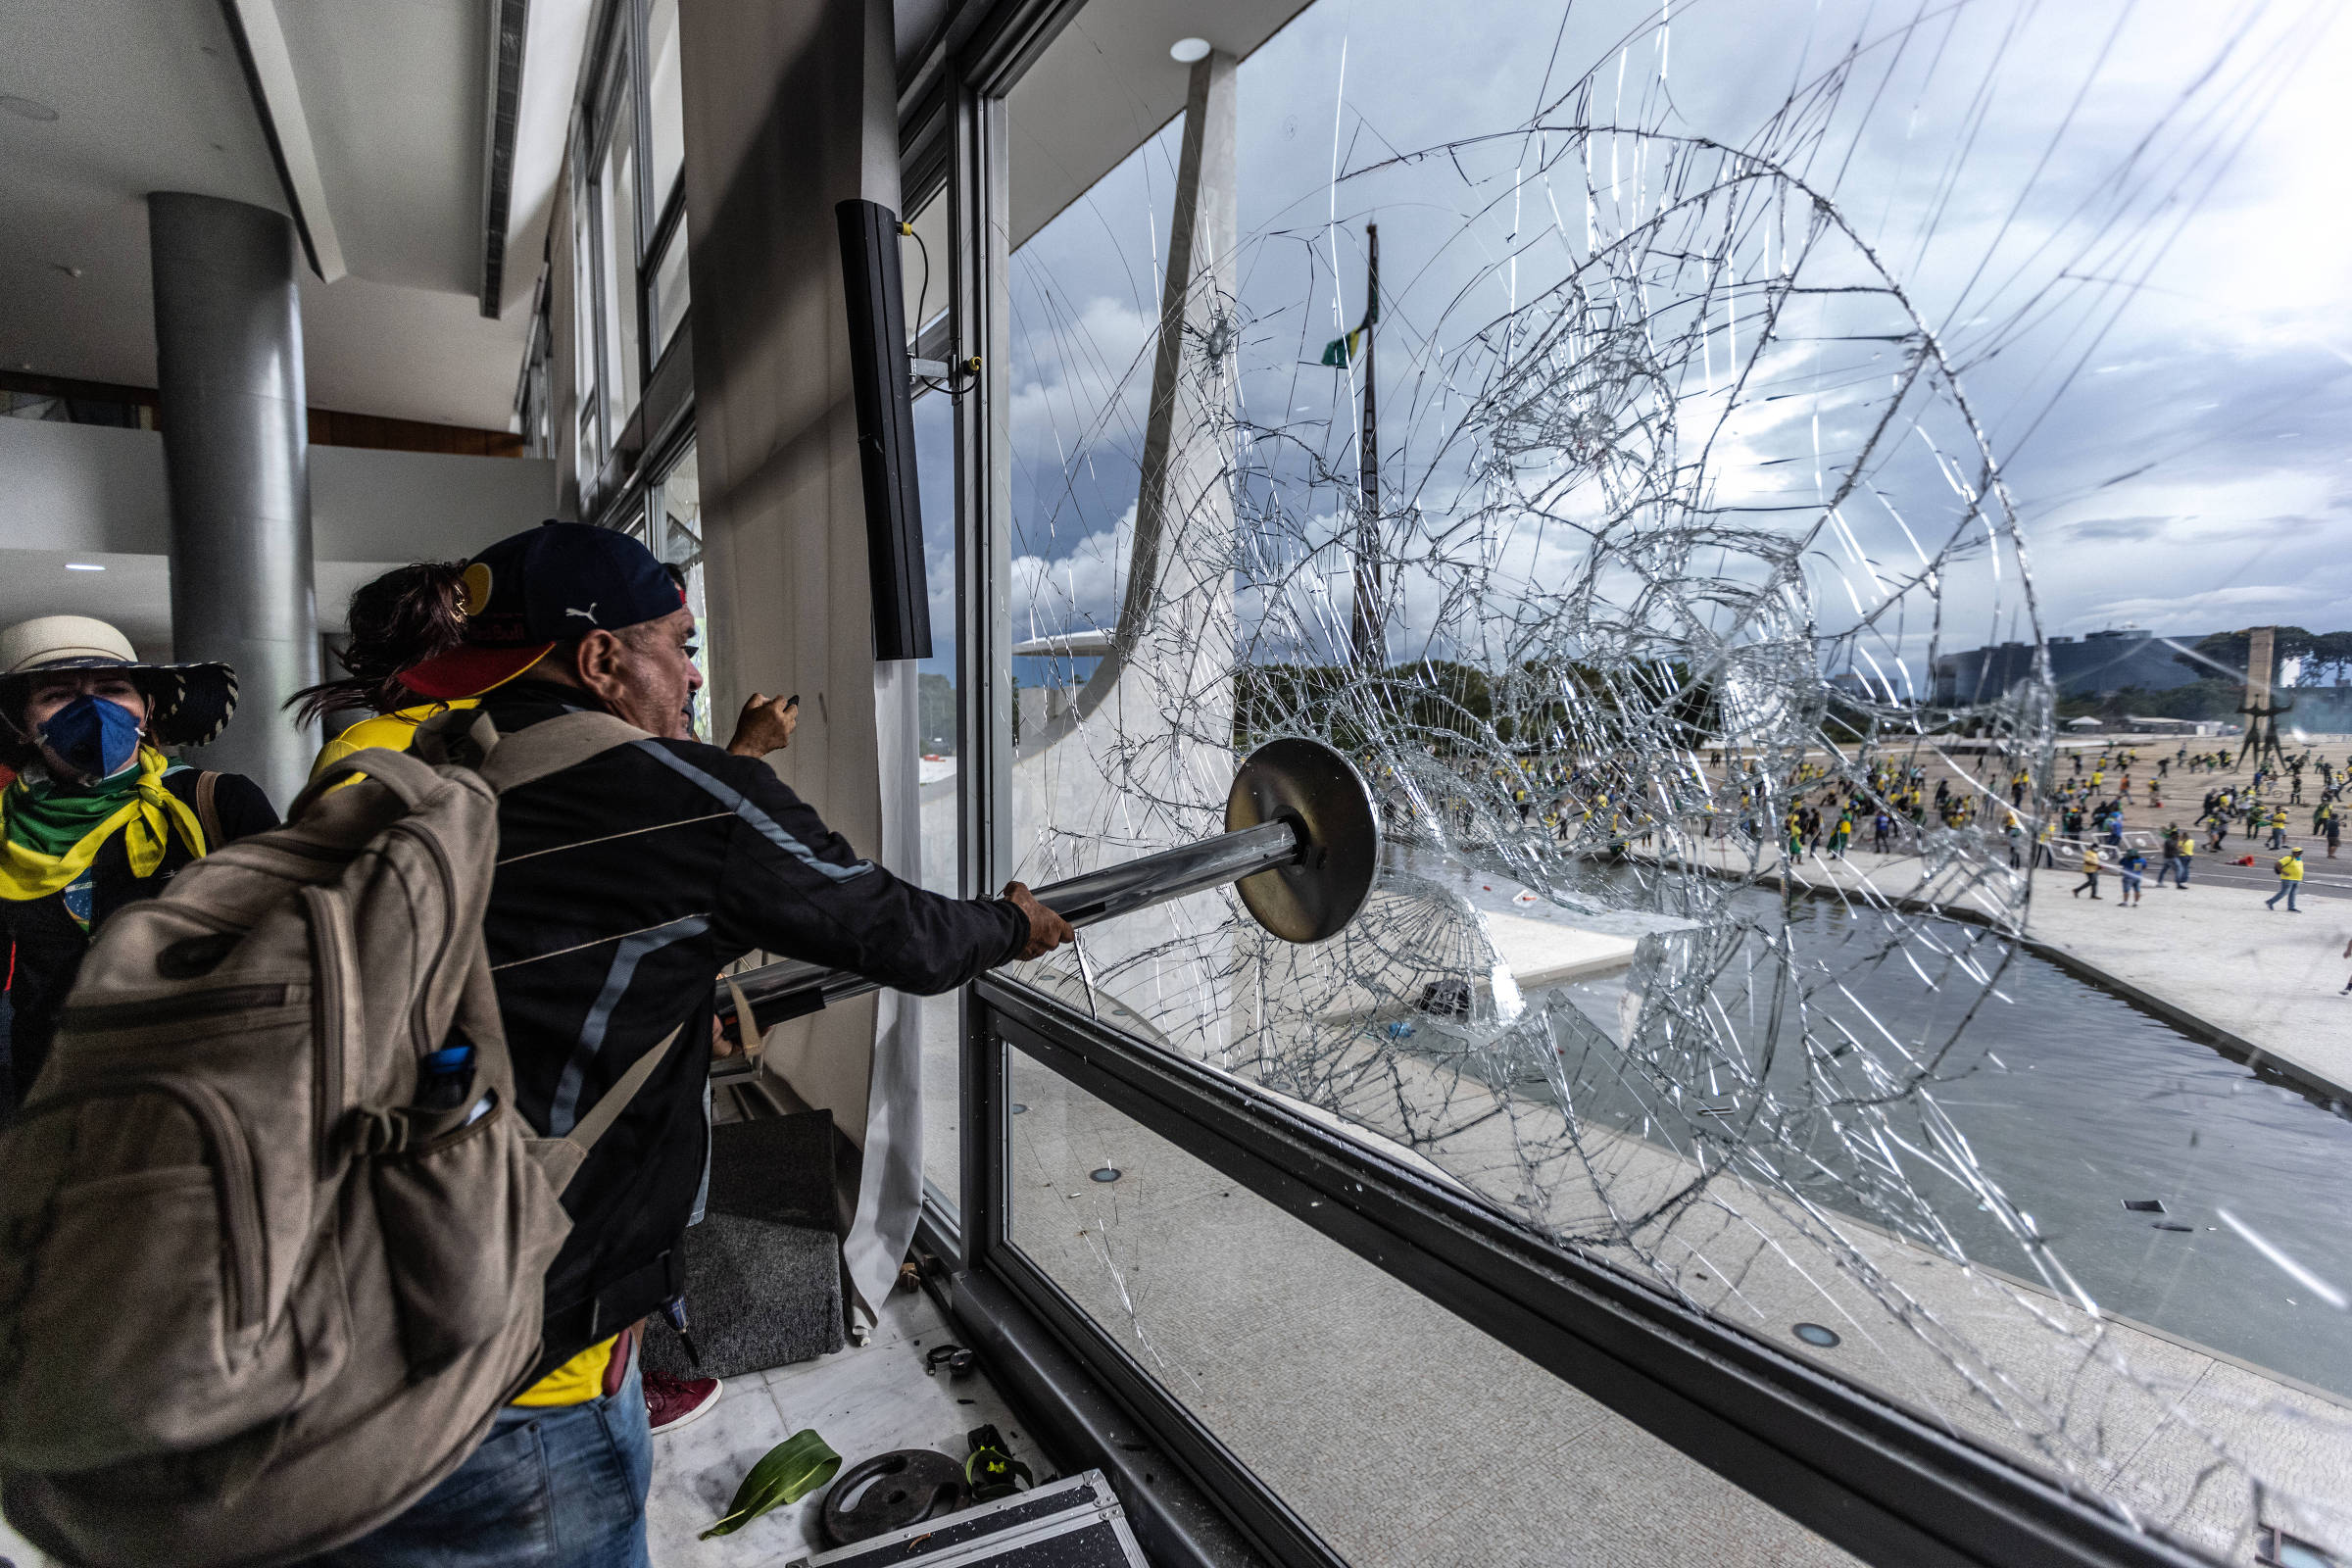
left=836, top=198, right=932, bottom=663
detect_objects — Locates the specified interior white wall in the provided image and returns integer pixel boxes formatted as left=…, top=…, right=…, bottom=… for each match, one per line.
left=679, top=0, right=924, bottom=1328
left=0, top=417, right=553, bottom=655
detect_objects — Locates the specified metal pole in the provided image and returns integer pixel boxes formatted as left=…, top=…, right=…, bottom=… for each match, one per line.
left=148, top=192, right=318, bottom=810
left=717, top=817, right=1303, bottom=1027
left=1351, top=222, right=1380, bottom=670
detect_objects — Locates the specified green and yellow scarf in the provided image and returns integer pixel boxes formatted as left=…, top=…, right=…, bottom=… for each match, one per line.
left=0, top=747, right=208, bottom=902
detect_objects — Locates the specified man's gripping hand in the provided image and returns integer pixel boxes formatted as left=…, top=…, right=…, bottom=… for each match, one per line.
left=1002, top=882, right=1074, bottom=959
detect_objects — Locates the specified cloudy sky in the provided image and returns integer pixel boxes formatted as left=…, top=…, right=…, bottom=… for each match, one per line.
left=913, top=0, right=2351, bottom=690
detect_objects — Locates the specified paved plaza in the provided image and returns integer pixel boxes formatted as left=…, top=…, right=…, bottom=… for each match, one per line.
left=1667, top=732, right=2352, bottom=1102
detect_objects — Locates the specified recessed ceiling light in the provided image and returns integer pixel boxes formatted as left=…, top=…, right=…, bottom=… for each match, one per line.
left=0, top=95, right=59, bottom=122
left=66, top=563, right=105, bottom=571
left=1169, top=36, right=1210, bottom=63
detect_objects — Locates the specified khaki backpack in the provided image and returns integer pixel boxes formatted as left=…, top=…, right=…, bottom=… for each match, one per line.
left=0, top=709, right=666, bottom=1567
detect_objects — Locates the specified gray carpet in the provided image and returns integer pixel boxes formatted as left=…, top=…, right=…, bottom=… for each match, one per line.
left=643, top=1110, right=847, bottom=1379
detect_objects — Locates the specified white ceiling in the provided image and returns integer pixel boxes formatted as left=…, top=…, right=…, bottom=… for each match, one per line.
left=0, top=0, right=1307, bottom=433
left=0, top=418, right=557, bottom=659
left=0, top=0, right=282, bottom=384
left=0, top=0, right=585, bottom=430
left=270, top=1, right=487, bottom=297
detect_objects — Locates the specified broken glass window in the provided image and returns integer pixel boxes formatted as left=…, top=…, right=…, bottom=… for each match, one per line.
left=997, top=1, right=2352, bottom=1558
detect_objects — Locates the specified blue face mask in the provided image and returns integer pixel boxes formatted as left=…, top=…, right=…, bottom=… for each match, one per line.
left=39, top=694, right=144, bottom=783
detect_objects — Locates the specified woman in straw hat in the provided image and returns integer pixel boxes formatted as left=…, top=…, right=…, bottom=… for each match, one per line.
left=0, top=614, right=277, bottom=1103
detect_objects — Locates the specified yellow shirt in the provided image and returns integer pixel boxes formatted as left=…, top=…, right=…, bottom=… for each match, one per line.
left=509, top=1336, right=619, bottom=1407
left=2280, top=857, right=2305, bottom=882
left=309, top=697, right=609, bottom=1406
left=309, top=700, right=480, bottom=779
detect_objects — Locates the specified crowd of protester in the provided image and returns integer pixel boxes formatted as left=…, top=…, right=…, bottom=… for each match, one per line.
left=0, top=524, right=1075, bottom=1565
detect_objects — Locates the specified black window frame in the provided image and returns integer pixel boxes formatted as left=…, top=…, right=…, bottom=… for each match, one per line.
left=571, top=0, right=691, bottom=520
left=898, top=5, right=2253, bottom=1568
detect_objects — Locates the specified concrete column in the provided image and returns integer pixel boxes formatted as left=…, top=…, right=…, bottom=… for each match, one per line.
left=678, top=0, right=915, bottom=1327
left=148, top=192, right=318, bottom=808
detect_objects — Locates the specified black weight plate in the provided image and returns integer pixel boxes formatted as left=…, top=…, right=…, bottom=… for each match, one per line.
left=819, top=1448, right=967, bottom=1546
left=1226, top=737, right=1382, bottom=944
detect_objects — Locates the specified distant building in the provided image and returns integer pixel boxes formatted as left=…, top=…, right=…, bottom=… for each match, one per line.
left=1931, top=626, right=2213, bottom=705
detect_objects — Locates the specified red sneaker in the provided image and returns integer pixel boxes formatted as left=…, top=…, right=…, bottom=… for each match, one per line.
left=645, top=1370, right=722, bottom=1435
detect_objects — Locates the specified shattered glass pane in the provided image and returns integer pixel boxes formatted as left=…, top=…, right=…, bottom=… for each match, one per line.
left=1006, top=1050, right=1864, bottom=1566
left=912, top=373, right=963, bottom=1212
left=997, top=0, right=2352, bottom=1557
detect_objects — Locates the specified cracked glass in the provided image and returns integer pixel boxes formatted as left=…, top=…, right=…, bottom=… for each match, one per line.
left=1007, top=1050, right=1860, bottom=1566
left=997, top=0, right=2352, bottom=1559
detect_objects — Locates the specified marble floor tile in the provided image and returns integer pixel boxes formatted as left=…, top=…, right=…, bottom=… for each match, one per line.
left=651, top=1295, right=1035, bottom=1566
left=646, top=1375, right=805, bottom=1568
left=846, top=1282, right=949, bottom=1355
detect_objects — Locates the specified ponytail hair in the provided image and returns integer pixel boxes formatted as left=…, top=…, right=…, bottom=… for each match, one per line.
left=286, top=562, right=469, bottom=725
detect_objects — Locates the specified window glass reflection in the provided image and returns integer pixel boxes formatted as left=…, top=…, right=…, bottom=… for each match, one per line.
left=912, top=365, right=961, bottom=1212
left=1005, top=1052, right=1859, bottom=1564
left=996, top=0, right=2352, bottom=1558
left=644, top=0, right=685, bottom=207
left=571, top=200, right=600, bottom=471
left=649, top=220, right=689, bottom=362
left=652, top=441, right=709, bottom=742
left=597, top=85, right=641, bottom=438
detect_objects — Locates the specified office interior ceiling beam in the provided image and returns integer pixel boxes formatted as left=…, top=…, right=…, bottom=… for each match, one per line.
left=478, top=0, right=529, bottom=317
left=217, top=0, right=346, bottom=281
left=497, top=0, right=592, bottom=320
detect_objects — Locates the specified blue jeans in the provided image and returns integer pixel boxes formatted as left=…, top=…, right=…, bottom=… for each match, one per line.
left=299, top=1353, right=652, bottom=1567
left=2269, top=881, right=2300, bottom=911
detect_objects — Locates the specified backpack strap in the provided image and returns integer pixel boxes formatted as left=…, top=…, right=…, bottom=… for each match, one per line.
left=413, top=707, right=651, bottom=796
left=290, top=745, right=451, bottom=819
left=479, top=711, right=651, bottom=794
left=721, top=973, right=762, bottom=1060
left=562, top=1022, right=684, bottom=1153
left=407, top=707, right=670, bottom=1152
left=194, top=770, right=223, bottom=850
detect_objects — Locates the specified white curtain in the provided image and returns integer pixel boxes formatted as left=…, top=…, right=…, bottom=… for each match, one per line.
left=838, top=659, right=927, bottom=1330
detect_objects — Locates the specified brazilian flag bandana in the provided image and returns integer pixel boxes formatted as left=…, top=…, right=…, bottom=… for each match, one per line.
left=0, top=746, right=208, bottom=902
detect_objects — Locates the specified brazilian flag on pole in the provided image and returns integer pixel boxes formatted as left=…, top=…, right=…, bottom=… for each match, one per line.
left=1320, top=324, right=1365, bottom=368
left=1320, top=291, right=1379, bottom=368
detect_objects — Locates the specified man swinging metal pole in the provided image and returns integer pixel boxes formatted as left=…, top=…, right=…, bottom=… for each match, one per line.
left=716, top=737, right=1383, bottom=1032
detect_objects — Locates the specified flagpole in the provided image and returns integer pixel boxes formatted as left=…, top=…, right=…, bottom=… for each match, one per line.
left=1351, top=222, right=1381, bottom=670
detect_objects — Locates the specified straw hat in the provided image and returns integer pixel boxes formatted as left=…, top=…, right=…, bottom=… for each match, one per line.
left=0, top=614, right=238, bottom=747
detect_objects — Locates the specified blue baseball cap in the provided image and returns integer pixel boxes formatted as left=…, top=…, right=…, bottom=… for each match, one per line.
left=398, top=521, right=686, bottom=700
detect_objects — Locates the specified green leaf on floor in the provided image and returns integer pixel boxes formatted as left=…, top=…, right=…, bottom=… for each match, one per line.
left=700, top=1429, right=842, bottom=1539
